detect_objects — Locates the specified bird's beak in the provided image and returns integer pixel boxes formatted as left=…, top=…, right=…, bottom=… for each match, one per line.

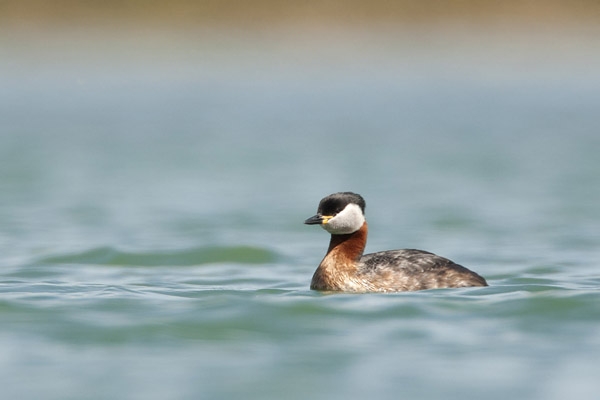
left=304, top=215, right=332, bottom=225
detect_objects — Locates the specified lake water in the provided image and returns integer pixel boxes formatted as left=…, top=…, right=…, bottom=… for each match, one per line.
left=1, top=26, right=600, bottom=399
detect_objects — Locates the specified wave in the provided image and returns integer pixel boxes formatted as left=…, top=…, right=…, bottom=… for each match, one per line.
left=39, top=245, right=278, bottom=266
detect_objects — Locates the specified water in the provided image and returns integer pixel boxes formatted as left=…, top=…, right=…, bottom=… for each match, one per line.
left=1, top=26, right=600, bottom=399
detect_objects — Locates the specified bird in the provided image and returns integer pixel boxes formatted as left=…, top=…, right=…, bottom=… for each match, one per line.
left=304, top=192, right=488, bottom=293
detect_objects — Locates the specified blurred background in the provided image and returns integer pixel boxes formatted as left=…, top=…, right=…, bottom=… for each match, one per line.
left=1, top=1, right=600, bottom=400
left=2, top=0, right=599, bottom=247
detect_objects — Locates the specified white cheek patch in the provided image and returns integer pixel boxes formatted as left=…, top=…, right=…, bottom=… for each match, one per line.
left=321, top=203, right=365, bottom=234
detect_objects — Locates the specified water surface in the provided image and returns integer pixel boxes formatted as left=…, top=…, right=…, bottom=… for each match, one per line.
left=1, top=26, right=600, bottom=399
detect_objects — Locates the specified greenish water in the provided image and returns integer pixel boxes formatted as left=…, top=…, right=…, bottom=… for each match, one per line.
left=1, top=28, right=600, bottom=399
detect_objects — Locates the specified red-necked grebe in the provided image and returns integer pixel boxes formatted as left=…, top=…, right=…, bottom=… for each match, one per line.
left=305, top=192, right=488, bottom=292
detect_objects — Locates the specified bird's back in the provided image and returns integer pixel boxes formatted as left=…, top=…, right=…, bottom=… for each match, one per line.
left=358, top=249, right=488, bottom=291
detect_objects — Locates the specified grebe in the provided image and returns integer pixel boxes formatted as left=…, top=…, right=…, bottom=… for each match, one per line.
left=304, top=192, right=487, bottom=292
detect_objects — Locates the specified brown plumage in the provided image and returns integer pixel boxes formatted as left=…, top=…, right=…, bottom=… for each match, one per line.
left=305, top=192, right=488, bottom=293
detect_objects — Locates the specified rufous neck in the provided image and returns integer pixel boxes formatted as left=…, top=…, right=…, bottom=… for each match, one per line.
left=326, top=221, right=368, bottom=262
